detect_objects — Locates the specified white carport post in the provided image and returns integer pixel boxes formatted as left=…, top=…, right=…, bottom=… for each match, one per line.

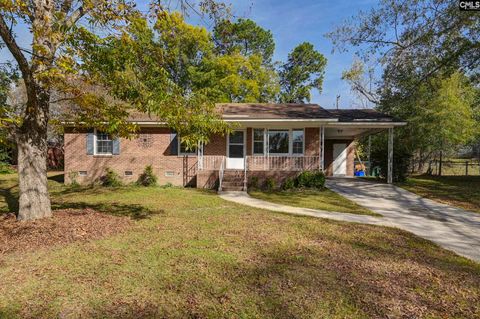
left=387, top=127, right=393, bottom=184
left=319, top=126, right=325, bottom=171
left=197, top=141, right=204, bottom=170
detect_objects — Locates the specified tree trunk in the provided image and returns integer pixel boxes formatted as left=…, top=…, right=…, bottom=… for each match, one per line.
left=438, top=150, right=443, bottom=176
left=16, top=131, right=51, bottom=220
left=16, top=59, right=52, bottom=221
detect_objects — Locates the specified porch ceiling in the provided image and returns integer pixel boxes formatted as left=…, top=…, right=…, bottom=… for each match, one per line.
left=324, top=127, right=384, bottom=139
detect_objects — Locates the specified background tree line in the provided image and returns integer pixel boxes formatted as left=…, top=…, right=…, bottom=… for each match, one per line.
left=328, top=0, right=480, bottom=180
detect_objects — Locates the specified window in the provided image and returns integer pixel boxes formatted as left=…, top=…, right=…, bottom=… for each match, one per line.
left=228, top=131, right=244, bottom=158
left=78, top=171, right=87, bottom=176
left=268, top=130, right=289, bottom=154
left=124, top=170, right=133, bottom=176
left=96, top=132, right=113, bottom=155
left=292, top=129, right=304, bottom=155
left=253, top=129, right=264, bottom=155
left=179, top=138, right=197, bottom=155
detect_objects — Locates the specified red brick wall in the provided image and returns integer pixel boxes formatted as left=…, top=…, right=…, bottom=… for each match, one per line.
left=305, top=127, right=320, bottom=156
left=204, top=133, right=226, bottom=156
left=197, top=170, right=219, bottom=189
left=246, top=128, right=252, bottom=156
left=324, top=139, right=355, bottom=177
left=64, top=127, right=196, bottom=186
left=65, top=126, right=333, bottom=186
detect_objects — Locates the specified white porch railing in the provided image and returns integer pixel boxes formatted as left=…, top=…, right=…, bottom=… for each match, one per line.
left=218, top=156, right=225, bottom=191
left=199, top=155, right=225, bottom=171
left=247, top=156, right=321, bottom=171
left=199, top=155, right=321, bottom=172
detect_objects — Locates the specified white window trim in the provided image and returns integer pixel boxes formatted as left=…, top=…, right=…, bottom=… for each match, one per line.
left=252, top=128, right=266, bottom=156
left=292, top=128, right=305, bottom=156
left=178, top=135, right=197, bottom=156
left=93, top=128, right=113, bottom=156
left=252, top=128, right=305, bottom=156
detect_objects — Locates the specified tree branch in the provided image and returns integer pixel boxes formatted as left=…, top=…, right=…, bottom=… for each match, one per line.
left=64, top=5, right=87, bottom=29
left=0, top=15, right=30, bottom=79
left=61, top=0, right=74, bottom=13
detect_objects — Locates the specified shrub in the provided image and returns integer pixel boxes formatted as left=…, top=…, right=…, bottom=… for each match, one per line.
left=0, top=162, right=14, bottom=174
left=68, top=172, right=80, bottom=188
left=249, top=176, right=259, bottom=189
left=296, top=170, right=313, bottom=188
left=296, top=170, right=325, bottom=189
left=282, top=177, right=295, bottom=190
left=101, top=168, right=122, bottom=187
left=371, top=143, right=412, bottom=182
left=161, top=182, right=173, bottom=189
left=137, top=165, right=157, bottom=186
left=264, top=177, right=276, bottom=191
left=310, top=170, right=326, bottom=188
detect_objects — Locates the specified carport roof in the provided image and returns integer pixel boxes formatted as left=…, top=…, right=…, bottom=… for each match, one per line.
left=326, top=109, right=401, bottom=123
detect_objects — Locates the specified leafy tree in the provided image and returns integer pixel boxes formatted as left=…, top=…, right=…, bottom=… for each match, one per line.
left=192, top=52, right=279, bottom=103
left=0, top=1, right=228, bottom=220
left=213, top=18, right=275, bottom=64
left=278, top=42, right=327, bottom=103
left=410, top=72, right=477, bottom=157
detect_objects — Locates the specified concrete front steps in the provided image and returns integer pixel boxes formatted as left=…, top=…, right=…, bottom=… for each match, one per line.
left=220, top=170, right=246, bottom=192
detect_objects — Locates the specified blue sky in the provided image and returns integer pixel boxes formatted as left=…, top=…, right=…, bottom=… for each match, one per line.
left=222, top=0, right=378, bottom=108
left=1, top=0, right=379, bottom=108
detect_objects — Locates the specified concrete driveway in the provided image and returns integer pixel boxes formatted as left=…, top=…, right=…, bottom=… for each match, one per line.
left=326, top=178, right=480, bottom=262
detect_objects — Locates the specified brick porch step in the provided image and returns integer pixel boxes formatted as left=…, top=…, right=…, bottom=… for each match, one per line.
left=222, top=181, right=244, bottom=187
left=220, top=170, right=245, bottom=191
left=221, top=185, right=244, bottom=191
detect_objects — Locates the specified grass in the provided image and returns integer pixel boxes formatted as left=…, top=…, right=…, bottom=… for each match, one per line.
left=399, top=175, right=480, bottom=213
left=1, top=172, right=480, bottom=318
left=249, top=188, right=378, bottom=216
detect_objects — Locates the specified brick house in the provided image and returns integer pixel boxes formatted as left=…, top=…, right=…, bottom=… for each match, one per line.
left=64, top=103, right=406, bottom=189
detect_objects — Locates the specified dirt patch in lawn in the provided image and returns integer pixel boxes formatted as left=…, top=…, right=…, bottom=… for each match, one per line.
left=0, top=209, right=132, bottom=256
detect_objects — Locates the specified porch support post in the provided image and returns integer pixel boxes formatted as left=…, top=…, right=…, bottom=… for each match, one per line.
left=367, top=135, right=371, bottom=176
left=320, top=126, right=325, bottom=171
left=387, top=127, right=393, bottom=184
left=197, top=141, right=204, bottom=170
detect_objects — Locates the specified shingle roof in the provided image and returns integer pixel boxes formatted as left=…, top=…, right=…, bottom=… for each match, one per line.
left=124, top=103, right=403, bottom=123
left=216, top=103, right=333, bottom=119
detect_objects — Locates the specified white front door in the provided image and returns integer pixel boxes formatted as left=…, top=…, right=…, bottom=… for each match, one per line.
left=227, top=130, right=245, bottom=169
left=332, top=143, right=347, bottom=176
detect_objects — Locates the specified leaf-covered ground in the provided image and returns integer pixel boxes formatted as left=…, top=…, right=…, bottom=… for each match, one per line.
left=0, top=173, right=479, bottom=318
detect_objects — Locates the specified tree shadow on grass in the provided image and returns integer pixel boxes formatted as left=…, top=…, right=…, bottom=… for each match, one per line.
left=52, top=201, right=164, bottom=220
left=0, top=184, right=19, bottom=214
left=47, top=172, right=64, bottom=184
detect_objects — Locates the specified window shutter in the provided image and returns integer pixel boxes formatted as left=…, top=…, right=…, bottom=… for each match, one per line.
left=112, top=138, right=120, bottom=155
left=170, top=131, right=178, bottom=155
left=86, top=131, right=94, bottom=155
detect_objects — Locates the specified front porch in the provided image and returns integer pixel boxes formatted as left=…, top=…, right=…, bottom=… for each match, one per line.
left=195, top=123, right=395, bottom=191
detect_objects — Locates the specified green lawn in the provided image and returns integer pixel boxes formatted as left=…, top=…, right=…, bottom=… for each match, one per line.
left=0, top=173, right=479, bottom=318
left=399, top=175, right=480, bottom=213
left=249, top=189, right=378, bottom=216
